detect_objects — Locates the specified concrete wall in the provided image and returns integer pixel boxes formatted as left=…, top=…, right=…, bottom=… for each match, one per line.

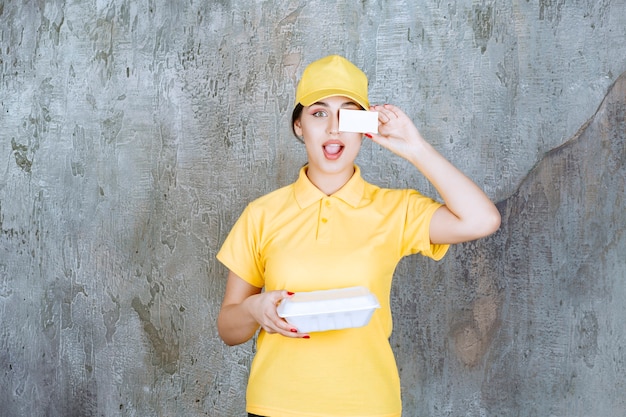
left=1, top=1, right=625, bottom=416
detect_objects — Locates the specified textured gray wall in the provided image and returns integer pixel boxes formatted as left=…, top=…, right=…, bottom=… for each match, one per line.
left=1, top=1, right=625, bottom=416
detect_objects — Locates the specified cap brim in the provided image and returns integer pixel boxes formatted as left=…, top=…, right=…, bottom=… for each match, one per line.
left=298, top=90, right=369, bottom=110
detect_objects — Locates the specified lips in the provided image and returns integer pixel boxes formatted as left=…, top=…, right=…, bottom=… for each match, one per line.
left=323, top=141, right=344, bottom=160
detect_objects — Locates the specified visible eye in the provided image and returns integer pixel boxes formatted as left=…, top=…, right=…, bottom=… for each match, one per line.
left=312, top=110, right=327, bottom=117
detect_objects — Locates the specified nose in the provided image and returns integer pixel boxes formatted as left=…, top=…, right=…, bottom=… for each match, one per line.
left=327, top=111, right=340, bottom=135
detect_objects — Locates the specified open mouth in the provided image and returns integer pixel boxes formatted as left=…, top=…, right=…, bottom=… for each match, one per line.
left=323, top=142, right=344, bottom=160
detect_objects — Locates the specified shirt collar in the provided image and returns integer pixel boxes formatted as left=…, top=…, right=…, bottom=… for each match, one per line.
left=294, top=165, right=365, bottom=209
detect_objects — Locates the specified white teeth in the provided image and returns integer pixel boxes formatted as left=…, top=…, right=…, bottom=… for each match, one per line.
left=325, top=144, right=341, bottom=154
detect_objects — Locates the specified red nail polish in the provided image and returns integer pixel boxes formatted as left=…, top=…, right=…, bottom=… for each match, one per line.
left=287, top=291, right=295, bottom=296
left=303, top=335, right=310, bottom=339
left=290, top=328, right=297, bottom=333
left=364, top=133, right=373, bottom=138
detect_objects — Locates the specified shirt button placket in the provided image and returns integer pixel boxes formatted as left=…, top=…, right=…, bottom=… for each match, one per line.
left=318, top=198, right=331, bottom=242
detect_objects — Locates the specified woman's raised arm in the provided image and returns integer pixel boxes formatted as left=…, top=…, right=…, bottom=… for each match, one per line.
left=367, top=104, right=501, bottom=245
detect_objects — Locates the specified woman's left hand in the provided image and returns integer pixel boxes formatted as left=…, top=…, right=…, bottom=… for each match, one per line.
left=366, top=104, right=425, bottom=162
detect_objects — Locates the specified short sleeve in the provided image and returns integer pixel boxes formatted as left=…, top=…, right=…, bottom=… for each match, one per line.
left=400, top=190, right=449, bottom=260
left=216, top=205, right=265, bottom=288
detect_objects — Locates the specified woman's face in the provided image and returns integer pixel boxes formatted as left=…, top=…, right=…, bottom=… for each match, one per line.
left=293, top=95, right=364, bottom=179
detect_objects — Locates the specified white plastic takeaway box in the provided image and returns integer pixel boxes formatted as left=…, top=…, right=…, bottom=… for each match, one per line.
left=277, top=286, right=381, bottom=333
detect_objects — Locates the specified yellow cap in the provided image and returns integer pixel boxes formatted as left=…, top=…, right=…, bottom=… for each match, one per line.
left=295, top=55, right=369, bottom=110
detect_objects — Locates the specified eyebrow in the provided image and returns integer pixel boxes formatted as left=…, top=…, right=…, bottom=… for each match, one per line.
left=311, top=100, right=360, bottom=108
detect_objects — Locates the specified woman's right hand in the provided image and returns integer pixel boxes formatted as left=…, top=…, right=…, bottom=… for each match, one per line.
left=244, top=290, right=308, bottom=338
left=217, top=271, right=309, bottom=345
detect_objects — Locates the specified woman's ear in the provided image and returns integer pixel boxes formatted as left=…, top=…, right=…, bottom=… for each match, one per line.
left=293, top=119, right=303, bottom=137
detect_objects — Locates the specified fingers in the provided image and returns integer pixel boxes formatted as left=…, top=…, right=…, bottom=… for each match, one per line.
left=252, top=290, right=310, bottom=339
left=371, top=104, right=404, bottom=125
left=364, top=104, right=424, bottom=162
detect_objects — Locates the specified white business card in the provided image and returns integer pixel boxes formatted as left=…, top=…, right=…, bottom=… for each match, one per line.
left=339, top=109, right=379, bottom=134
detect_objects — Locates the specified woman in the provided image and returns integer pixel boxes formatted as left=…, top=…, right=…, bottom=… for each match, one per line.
left=217, top=55, right=501, bottom=417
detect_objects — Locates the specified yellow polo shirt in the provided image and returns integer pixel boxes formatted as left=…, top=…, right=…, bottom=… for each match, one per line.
left=217, top=165, right=448, bottom=417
